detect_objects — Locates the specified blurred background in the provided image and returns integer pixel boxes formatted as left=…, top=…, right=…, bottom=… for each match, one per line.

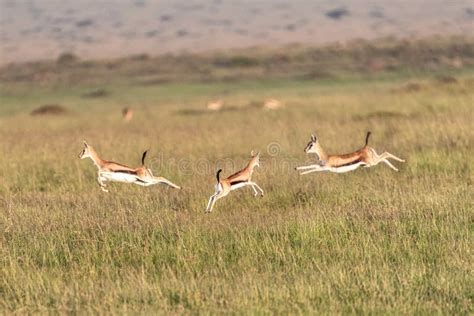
left=1, top=0, right=473, bottom=64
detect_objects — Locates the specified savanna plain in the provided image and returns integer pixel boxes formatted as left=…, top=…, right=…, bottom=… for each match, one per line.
left=0, top=38, right=473, bottom=313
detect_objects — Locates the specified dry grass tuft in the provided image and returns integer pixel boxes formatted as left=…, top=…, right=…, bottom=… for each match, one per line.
left=436, top=75, right=458, bottom=84
left=30, top=104, right=69, bottom=116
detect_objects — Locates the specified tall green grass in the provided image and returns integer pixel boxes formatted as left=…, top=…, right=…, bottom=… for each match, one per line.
left=0, top=71, right=473, bottom=313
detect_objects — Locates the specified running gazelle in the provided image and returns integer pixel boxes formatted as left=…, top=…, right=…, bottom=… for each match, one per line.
left=205, top=151, right=264, bottom=213
left=79, top=141, right=181, bottom=191
left=295, top=132, right=405, bottom=174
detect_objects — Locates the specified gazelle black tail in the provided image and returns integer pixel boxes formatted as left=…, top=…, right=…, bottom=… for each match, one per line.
left=216, top=169, right=223, bottom=183
left=141, top=150, right=148, bottom=165
left=365, top=132, right=372, bottom=146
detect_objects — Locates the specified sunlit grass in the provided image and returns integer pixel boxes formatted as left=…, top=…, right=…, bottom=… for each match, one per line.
left=0, top=69, right=473, bottom=313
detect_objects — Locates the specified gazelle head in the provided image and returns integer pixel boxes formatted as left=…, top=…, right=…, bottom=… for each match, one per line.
left=79, top=141, right=92, bottom=159
left=303, top=134, right=328, bottom=162
left=304, top=134, right=319, bottom=153
left=250, top=150, right=260, bottom=168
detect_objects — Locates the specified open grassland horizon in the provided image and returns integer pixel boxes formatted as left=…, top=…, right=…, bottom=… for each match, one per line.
left=1, top=39, right=473, bottom=313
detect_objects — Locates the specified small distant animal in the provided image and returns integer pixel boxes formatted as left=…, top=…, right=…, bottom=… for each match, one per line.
left=122, top=107, right=133, bottom=122
left=263, top=98, right=284, bottom=110
left=295, top=132, right=405, bottom=175
left=207, top=99, right=224, bottom=111
left=205, top=151, right=264, bottom=213
left=79, top=141, right=181, bottom=192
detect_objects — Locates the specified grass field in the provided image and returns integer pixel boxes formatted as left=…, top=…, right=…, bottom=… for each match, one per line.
left=1, top=44, right=473, bottom=313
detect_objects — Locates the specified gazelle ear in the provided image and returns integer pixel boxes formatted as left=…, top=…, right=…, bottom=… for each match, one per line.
left=311, top=134, right=316, bottom=142
left=251, top=150, right=254, bottom=156
left=256, top=151, right=260, bottom=156
left=83, top=140, right=89, bottom=147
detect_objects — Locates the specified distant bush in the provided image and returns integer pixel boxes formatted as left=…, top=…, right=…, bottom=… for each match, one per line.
left=214, top=56, right=260, bottom=68
left=436, top=75, right=458, bottom=84
left=325, top=8, right=349, bottom=20
left=129, top=54, right=150, bottom=61
left=57, top=52, right=79, bottom=64
left=1, top=36, right=472, bottom=86
left=76, top=19, right=94, bottom=28
left=82, top=88, right=109, bottom=98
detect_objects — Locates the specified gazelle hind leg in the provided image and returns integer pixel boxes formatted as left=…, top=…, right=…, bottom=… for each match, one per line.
left=205, top=184, right=222, bottom=213
left=205, top=194, right=218, bottom=212
left=205, top=191, right=225, bottom=213
left=134, top=179, right=150, bottom=186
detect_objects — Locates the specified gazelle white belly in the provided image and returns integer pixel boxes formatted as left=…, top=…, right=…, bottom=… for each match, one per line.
left=100, top=171, right=139, bottom=183
left=230, top=182, right=248, bottom=190
left=330, top=162, right=365, bottom=173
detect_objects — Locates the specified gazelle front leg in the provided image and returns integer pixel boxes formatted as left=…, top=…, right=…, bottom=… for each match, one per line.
left=152, top=176, right=181, bottom=189
left=380, top=152, right=405, bottom=162
left=299, top=168, right=318, bottom=175
left=249, top=184, right=259, bottom=196
left=249, top=182, right=264, bottom=196
left=97, top=174, right=109, bottom=192
left=295, top=164, right=321, bottom=171
left=381, top=159, right=399, bottom=172
left=372, top=152, right=403, bottom=171
left=299, top=165, right=327, bottom=175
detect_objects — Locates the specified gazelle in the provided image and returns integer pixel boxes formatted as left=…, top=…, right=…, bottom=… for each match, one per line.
left=122, top=107, right=133, bottom=122
left=263, top=98, right=284, bottom=110
left=205, top=151, right=264, bottom=213
left=79, top=141, right=181, bottom=192
left=207, top=99, right=224, bottom=111
left=295, top=132, right=405, bottom=175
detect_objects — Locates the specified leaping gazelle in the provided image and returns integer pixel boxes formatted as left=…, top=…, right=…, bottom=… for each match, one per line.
left=205, top=151, right=264, bottom=213
left=295, top=132, right=405, bottom=175
left=79, top=141, right=181, bottom=192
